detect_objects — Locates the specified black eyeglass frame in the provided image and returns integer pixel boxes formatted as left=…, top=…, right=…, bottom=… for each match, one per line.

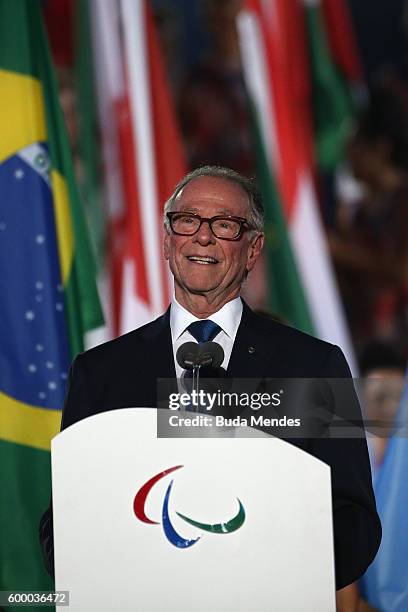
left=166, top=212, right=254, bottom=241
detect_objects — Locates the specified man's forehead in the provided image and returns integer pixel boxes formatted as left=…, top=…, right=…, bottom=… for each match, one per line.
left=174, top=176, right=249, bottom=212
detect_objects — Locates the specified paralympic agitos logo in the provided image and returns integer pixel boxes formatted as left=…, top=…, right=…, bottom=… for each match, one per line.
left=133, top=465, right=245, bottom=548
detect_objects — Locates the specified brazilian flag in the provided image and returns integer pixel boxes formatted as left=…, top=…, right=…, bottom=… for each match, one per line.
left=0, top=1, right=103, bottom=607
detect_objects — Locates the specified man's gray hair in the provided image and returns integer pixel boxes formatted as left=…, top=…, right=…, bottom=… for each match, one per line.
left=163, top=166, right=264, bottom=233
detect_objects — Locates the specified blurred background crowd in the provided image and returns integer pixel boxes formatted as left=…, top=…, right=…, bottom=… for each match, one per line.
left=48, top=0, right=408, bottom=361
left=1, top=0, right=408, bottom=610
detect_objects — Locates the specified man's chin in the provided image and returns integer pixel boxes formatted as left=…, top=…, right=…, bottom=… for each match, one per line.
left=174, top=275, right=224, bottom=296
left=181, top=282, right=220, bottom=295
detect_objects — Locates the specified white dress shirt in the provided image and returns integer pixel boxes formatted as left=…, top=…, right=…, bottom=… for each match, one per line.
left=170, top=296, right=243, bottom=379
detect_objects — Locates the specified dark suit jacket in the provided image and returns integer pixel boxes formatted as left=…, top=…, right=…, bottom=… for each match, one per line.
left=40, top=302, right=381, bottom=589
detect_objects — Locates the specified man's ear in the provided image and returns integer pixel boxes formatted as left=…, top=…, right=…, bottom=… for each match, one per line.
left=246, top=233, right=265, bottom=273
left=163, top=229, right=170, bottom=260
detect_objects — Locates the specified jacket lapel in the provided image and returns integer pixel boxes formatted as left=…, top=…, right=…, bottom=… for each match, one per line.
left=140, top=307, right=175, bottom=377
left=228, top=302, right=276, bottom=379
left=138, top=307, right=178, bottom=402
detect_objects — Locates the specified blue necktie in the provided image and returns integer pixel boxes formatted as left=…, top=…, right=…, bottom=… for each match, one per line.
left=187, top=320, right=221, bottom=344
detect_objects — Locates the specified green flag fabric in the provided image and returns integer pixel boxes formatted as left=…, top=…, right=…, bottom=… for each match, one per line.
left=304, top=2, right=354, bottom=171
left=249, top=99, right=315, bottom=332
left=74, top=0, right=105, bottom=269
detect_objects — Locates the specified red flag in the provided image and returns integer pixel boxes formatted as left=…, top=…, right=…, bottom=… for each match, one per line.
left=91, top=0, right=186, bottom=336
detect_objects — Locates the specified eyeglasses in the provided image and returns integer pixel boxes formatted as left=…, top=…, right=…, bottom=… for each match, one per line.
left=166, top=212, right=253, bottom=241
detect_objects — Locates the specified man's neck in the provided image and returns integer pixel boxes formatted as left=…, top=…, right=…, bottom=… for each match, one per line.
left=174, top=287, right=240, bottom=318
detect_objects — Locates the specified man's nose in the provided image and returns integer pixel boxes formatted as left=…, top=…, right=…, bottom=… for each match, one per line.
left=193, top=220, right=216, bottom=245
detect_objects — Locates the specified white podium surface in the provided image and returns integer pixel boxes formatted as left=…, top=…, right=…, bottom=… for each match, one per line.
left=52, top=408, right=335, bottom=611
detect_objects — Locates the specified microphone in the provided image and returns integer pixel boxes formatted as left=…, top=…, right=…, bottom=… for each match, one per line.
left=176, top=342, right=224, bottom=370
left=176, top=342, right=227, bottom=413
left=196, top=341, right=224, bottom=368
left=176, top=342, right=199, bottom=369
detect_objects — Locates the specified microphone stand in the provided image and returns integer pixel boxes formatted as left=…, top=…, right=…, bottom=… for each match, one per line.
left=192, top=364, right=201, bottom=413
left=176, top=342, right=224, bottom=413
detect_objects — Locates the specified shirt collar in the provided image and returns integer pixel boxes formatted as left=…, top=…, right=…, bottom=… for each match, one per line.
left=170, top=296, right=243, bottom=342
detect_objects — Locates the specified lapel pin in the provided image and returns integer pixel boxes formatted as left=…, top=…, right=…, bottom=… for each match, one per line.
left=248, top=346, right=255, bottom=354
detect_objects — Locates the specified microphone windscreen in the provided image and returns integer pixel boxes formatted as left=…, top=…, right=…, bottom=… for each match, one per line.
left=176, top=342, right=199, bottom=369
left=199, top=342, right=224, bottom=368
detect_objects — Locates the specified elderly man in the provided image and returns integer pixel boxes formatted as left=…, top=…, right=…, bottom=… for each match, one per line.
left=40, top=166, right=380, bottom=593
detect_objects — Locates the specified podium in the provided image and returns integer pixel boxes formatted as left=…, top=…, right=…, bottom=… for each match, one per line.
left=51, top=409, right=336, bottom=611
